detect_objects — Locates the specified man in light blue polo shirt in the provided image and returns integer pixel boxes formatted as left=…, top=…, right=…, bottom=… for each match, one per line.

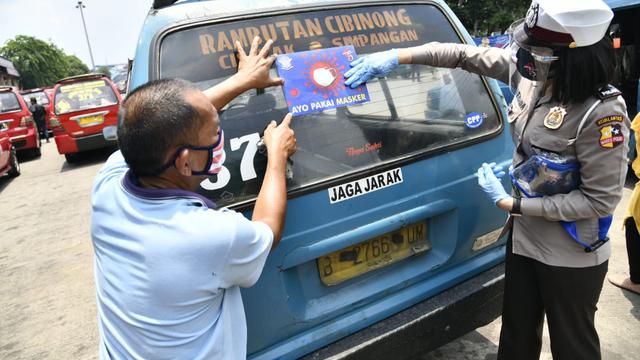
left=90, top=37, right=296, bottom=359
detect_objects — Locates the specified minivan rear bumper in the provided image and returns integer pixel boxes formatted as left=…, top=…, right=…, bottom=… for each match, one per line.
left=301, top=262, right=505, bottom=360
left=54, top=132, right=116, bottom=154
left=9, top=127, right=38, bottom=150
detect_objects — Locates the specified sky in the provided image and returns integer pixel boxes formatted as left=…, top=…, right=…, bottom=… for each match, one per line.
left=0, top=0, right=151, bottom=68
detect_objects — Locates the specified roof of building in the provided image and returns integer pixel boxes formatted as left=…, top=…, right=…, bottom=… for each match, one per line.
left=0, top=56, right=20, bottom=78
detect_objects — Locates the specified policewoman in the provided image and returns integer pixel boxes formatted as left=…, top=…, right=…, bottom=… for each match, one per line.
left=343, top=0, right=629, bottom=359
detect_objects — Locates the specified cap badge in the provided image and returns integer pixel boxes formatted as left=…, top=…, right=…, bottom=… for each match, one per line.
left=544, top=106, right=567, bottom=130
left=525, top=2, right=539, bottom=29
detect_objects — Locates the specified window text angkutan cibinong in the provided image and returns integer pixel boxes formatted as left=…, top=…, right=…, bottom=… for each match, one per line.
left=199, top=9, right=418, bottom=70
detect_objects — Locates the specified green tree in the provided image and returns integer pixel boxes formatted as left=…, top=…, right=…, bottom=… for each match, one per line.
left=65, top=55, right=90, bottom=77
left=96, top=66, right=111, bottom=79
left=445, top=0, right=530, bottom=36
left=0, top=35, right=70, bottom=89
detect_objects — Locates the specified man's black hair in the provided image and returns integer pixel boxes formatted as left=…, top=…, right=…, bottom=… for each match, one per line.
left=552, top=37, right=616, bottom=104
left=117, top=78, right=203, bottom=176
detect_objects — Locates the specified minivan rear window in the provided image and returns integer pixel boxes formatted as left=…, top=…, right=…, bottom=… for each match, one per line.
left=54, top=80, right=118, bottom=114
left=0, top=92, right=21, bottom=114
left=159, top=4, right=502, bottom=207
left=22, top=91, right=50, bottom=106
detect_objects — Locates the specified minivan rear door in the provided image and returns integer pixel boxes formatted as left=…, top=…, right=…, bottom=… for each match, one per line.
left=155, top=2, right=511, bottom=358
left=0, top=91, right=25, bottom=130
left=53, top=80, right=120, bottom=137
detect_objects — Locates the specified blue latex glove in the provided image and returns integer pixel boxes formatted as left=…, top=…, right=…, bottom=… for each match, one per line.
left=477, top=163, right=510, bottom=204
left=486, top=162, right=506, bottom=179
left=344, top=49, right=399, bottom=88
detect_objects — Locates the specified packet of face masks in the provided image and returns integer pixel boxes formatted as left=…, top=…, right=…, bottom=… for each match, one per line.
left=510, top=151, right=580, bottom=198
left=511, top=152, right=611, bottom=253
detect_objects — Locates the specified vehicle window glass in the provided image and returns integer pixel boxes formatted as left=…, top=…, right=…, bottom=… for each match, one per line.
left=0, top=92, right=21, bottom=114
left=54, top=80, right=118, bottom=114
left=159, top=4, right=502, bottom=207
left=22, top=91, right=50, bottom=105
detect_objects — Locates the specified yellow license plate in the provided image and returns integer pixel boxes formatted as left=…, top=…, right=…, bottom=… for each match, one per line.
left=78, top=114, right=104, bottom=126
left=317, top=221, right=430, bottom=286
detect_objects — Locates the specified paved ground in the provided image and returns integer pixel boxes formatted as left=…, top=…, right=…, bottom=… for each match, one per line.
left=0, top=143, right=109, bottom=360
left=0, top=143, right=638, bottom=359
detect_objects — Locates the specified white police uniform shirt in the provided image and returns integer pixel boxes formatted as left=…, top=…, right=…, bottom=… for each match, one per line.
left=90, top=151, right=273, bottom=359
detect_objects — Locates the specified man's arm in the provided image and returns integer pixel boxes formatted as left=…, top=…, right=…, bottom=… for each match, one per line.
left=251, top=113, right=296, bottom=249
left=203, top=36, right=284, bottom=110
left=203, top=35, right=295, bottom=249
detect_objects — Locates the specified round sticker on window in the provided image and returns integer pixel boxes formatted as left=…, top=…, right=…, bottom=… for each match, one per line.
left=465, top=112, right=485, bottom=129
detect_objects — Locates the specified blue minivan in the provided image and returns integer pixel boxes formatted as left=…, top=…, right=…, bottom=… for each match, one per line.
left=131, top=0, right=513, bottom=358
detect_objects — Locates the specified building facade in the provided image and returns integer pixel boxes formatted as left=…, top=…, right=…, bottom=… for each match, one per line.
left=0, top=56, right=20, bottom=88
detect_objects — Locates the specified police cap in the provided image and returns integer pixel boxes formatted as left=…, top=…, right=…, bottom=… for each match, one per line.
left=513, top=0, right=614, bottom=48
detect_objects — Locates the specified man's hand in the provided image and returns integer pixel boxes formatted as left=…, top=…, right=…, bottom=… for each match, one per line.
left=204, top=36, right=283, bottom=110
left=235, top=37, right=284, bottom=89
left=263, top=113, right=296, bottom=161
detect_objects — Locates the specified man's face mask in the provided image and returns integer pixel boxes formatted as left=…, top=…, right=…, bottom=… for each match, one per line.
left=190, top=128, right=225, bottom=176
left=152, top=128, right=225, bottom=176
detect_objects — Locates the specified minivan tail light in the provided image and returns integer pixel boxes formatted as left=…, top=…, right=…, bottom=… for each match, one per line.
left=50, top=117, right=66, bottom=135
left=20, top=116, right=34, bottom=127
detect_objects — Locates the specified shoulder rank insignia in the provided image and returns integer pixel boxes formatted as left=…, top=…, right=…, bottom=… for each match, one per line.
left=596, top=85, right=622, bottom=100
left=544, top=106, right=567, bottom=129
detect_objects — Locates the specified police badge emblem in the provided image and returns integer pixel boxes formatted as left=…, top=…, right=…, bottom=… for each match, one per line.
left=544, top=106, right=567, bottom=129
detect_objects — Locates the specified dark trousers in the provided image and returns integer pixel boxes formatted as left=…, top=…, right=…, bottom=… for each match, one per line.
left=625, top=217, right=640, bottom=284
left=36, top=122, right=49, bottom=142
left=497, top=237, right=608, bottom=360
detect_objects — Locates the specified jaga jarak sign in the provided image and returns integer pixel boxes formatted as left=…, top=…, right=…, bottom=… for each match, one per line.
left=275, top=46, right=370, bottom=116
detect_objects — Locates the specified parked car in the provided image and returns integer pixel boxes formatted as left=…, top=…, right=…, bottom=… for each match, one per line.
left=21, top=87, right=55, bottom=134
left=50, top=74, right=121, bottom=163
left=131, top=0, right=513, bottom=358
left=0, top=120, right=20, bottom=178
left=111, top=71, right=128, bottom=95
left=0, top=86, right=41, bottom=156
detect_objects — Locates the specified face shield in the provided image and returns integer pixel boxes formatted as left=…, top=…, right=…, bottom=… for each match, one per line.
left=506, top=19, right=558, bottom=109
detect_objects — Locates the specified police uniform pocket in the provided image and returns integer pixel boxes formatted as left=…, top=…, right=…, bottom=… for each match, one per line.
left=529, top=133, right=570, bottom=154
